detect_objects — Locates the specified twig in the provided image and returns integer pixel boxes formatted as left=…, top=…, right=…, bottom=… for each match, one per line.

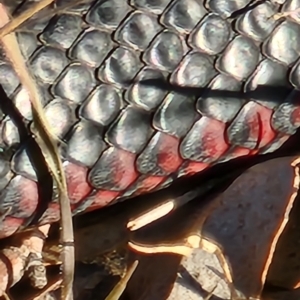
left=0, top=3, right=74, bottom=300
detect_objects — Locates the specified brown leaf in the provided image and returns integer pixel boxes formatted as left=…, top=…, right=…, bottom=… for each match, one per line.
left=201, top=156, right=300, bottom=298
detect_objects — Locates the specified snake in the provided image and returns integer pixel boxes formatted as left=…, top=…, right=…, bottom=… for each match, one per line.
left=0, top=0, right=298, bottom=239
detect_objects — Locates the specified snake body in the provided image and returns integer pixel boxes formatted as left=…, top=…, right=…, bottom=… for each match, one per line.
left=0, top=0, right=298, bottom=238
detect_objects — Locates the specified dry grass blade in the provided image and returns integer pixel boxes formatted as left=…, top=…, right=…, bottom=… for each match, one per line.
left=105, top=260, right=139, bottom=300
left=0, top=3, right=74, bottom=300
left=127, top=187, right=204, bottom=231
left=271, top=8, right=300, bottom=20
left=128, top=188, right=215, bottom=257
left=0, top=0, right=54, bottom=38
left=0, top=0, right=96, bottom=36
left=2, top=292, right=10, bottom=300
left=203, top=285, right=217, bottom=300
left=127, top=201, right=175, bottom=231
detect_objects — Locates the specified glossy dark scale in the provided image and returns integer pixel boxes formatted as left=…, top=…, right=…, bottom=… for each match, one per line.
left=0, top=0, right=299, bottom=238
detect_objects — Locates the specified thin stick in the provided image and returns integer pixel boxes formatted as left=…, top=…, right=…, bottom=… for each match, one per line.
left=0, top=4, right=74, bottom=300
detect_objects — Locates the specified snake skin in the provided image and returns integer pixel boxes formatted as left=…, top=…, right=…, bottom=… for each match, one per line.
left=0, top=0, right=299, bottom=238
